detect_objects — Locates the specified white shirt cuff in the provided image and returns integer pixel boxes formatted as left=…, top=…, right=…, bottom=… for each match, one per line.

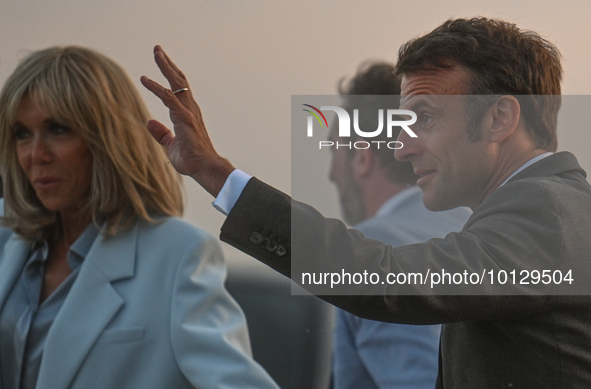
left=212, top=169, right=252, bottom=215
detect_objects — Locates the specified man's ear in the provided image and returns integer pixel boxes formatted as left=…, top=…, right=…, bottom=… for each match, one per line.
left=351, top=147, right=376, bottom=180
left=486, top=95, right=521, bottom=143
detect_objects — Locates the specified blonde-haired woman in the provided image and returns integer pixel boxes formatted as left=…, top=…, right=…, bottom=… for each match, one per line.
left=0, top=46, right=278, bottom=389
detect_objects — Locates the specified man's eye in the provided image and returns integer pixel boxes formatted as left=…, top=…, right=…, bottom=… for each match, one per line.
left=419, top=113, right=433, bottom=125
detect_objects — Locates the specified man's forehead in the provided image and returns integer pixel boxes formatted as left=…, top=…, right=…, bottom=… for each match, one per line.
left=400, top=66, right=471, bottom=100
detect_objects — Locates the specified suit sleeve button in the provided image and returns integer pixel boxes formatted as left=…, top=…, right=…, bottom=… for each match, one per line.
left=250, top=232, right=263, bottom=244
left=266, top=240, right=278, bottom=252
left=275, top=244, right=287, bottom=257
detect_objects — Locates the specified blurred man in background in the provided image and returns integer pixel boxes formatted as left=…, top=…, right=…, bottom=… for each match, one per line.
left=329, top=62, right=470, bottom=388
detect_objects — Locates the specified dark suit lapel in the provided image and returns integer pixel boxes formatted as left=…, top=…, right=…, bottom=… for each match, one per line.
left=36, top=223, right=138, bottom=389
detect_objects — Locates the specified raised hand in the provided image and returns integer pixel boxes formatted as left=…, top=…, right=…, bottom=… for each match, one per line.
left=141, top=45, right=234, bottom=197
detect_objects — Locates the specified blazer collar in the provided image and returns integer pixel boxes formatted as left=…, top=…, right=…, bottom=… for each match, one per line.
left=35, top=221, right=139, bottom=389
left=508, top=151, right=586, bottom=183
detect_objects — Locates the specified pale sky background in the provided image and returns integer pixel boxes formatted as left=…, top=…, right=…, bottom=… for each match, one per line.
left=1, top=0, right=590, bottom=262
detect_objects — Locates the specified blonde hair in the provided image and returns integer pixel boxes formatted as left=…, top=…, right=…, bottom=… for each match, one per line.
left=0, top=46, right=183, bottom=240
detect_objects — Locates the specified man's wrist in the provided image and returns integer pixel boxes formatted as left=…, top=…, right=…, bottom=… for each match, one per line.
left=191, top=156, right=235, bottom=198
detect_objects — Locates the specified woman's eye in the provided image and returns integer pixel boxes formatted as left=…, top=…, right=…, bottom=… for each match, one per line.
left=49, top=122, right=69, bottom=135
left=14, top=127, right=30, bottom=140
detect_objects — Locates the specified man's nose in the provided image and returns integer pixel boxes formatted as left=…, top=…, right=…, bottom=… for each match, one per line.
left=394, top=130, right=420, bottom=162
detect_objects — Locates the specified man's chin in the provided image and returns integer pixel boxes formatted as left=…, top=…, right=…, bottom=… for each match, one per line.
left=421, top=192, right=457, bottom=212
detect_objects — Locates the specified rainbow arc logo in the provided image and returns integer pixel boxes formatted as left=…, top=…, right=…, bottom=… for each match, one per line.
left=302, top=104, right=328, bottom=133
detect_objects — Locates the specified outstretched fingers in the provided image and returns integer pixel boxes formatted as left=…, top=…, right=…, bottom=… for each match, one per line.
left=140, top=75, right=185, bottom=111
left=152, top=46, right=199, bottom=112
left=154, top=45, right=185, bottom=81
left=142, top=46, right=235, bottom=196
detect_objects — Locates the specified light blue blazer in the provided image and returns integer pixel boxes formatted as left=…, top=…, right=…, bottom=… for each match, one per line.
left=0, top=201, right=278, bottom=389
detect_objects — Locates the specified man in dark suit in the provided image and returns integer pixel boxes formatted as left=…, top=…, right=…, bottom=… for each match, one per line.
left=142, top=17, right=591, bottom=388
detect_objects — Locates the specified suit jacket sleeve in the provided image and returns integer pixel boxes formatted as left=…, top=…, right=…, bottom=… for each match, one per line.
left=171, top=229, right=279, bottom=389
left=220, top=177, right=569, bottom=325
